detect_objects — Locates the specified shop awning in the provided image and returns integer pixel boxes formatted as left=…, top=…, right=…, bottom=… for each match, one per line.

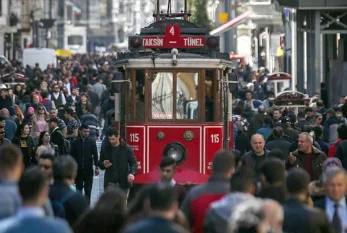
left=209, top=10, right=253, bottom=36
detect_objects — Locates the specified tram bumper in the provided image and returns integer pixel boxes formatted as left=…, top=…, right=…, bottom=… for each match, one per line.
left=134, top=169, right=209, bottom=185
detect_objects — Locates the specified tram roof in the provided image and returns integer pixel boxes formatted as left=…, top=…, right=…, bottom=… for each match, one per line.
left=113, top=52, right=234, bottom=69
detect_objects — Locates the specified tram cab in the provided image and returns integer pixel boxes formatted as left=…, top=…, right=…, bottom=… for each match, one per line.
left=112, top=16, right=233, bottom=184
left=266, top=72, right=292, bottom=97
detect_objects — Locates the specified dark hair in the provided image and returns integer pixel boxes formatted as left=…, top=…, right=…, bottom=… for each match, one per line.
left=53, top=155, right=77, bottom=181
left=312, top=126, right=323, bottom=138
left=84, top=103, right=92, bottom=113
left=73, top=188, right=127, bottom=233
left=260, top=159, right=286, bottom=185
left=107, top=128, right=119, bottom=137
left=149, top=183, right=178, bottom=211
left=79, top=124, right=89, bottom=131
left=212, top=150, right=235, bottom=174
left=316, top=100, right=324, bottom=107
left=49, top=117, right=59, bottom=124
left=38, top=131, right=50, bottom=146
left=297, top=111, right=305, bottom=119
left=0, top=144, right=23, bottom=179
left=231, top=149, right=241, bottom=167
left=268, top=149, right=285, bottom=161
left=233, top=106, right=243, bottom=115
left=338, top=124, right=347, bottom=140
left=39, top=153, right=55, bottom=163
left=287, top=113, right=296, bottom=124
left=301, top=125, right=313, bottom=133
left=19, top=166, right=46, bottom=202
left=128, top=185, right=153, bottom=218
left=263, top=116, right=273, bottom=128
left=41, top=91, right=49, bottom=99
left=15, top=123, right=30, bottom=138
left=64, top=108, right=74, bottom=116
left=230, top=167, right=256, bottom=192
left=286, top=168, right=310, bottom=195
left=0, top=116, right=5, bottom=122
left=272, top=127, right=283, bottom=138
left=160, top=157, right=176, bottom=169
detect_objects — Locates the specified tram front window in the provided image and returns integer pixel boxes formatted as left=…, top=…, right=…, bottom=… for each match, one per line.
left=151, top=72, right=173, bottom=119
left=176, top=72, right=199, bottom=119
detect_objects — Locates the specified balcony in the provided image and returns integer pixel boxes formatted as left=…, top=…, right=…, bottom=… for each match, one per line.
left=248, top=0, right=272, bottom=6
left=0, top=0, right=9, bottom=27
left=277, top=0, right=347, bottom=9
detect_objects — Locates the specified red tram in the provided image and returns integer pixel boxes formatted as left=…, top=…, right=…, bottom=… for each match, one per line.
left=112, top=1, right=234, bottom=184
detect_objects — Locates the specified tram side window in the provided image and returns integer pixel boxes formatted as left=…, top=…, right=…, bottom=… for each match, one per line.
left=205, top=70, right=215, bottom=122
left=151, top=72, right=173, bottom=119
left=176, top=72, right=199, bottom=120
left=135, top=70, right=145, bottom=122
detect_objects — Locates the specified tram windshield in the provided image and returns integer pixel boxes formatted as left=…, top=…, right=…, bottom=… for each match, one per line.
left=176, top=72, right=199, bottom=119
left=151, top=72, right=174, bottom=119
left=151, top=72, right=199, bottom=120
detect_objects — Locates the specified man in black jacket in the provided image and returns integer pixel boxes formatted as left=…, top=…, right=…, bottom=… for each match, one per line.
left=49, top=118, right=65, bottom=155
left=98, top=128, right=138, bottom=197
left=287, top=132, right=327, bottom=181
left=283, top=168, right=333, bottom=233
left=49, top=156, right=89, bottom=226
left=70, top=124, right=99, bottom=203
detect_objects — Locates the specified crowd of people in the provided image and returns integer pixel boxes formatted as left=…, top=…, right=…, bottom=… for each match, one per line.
left=0, top=57, right=347, bottom=233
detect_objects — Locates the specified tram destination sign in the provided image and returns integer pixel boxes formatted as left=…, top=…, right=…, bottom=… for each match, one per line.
left=142, top=24, right=205, bottom=49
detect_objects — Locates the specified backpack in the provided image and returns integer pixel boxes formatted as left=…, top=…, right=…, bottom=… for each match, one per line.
left=42, top=99, right=51, bottom=112
left=51, top=191, right=75, bottom=219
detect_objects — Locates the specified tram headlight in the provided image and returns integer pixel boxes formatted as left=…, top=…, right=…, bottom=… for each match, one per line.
left=163, top=143, right=186, bottom=165
left=206, top=36, right=219, bottom=50
left=129, top=36, right=142, bottom=50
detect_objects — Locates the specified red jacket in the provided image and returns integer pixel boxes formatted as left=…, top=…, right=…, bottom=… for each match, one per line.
left=328, top=139, right=346, bottom=157
left=181, top=175, right=230, bottom=233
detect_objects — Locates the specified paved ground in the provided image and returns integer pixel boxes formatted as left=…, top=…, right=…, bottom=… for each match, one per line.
left=90, top=141, right=105, bottom=206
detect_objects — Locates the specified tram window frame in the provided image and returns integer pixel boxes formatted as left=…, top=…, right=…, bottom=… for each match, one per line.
left=147, top=69, right=204, bottom=122
left=135, top=69, right=146, bottom=122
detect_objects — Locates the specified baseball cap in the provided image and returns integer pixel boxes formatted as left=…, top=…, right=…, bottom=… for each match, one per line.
left=281, top=116, right=290, bottom=124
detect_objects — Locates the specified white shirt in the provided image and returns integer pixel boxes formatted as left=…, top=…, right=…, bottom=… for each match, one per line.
left=325, top=197, right=347, bottom=231
left=50, top=92, right=66, bottom=105
left=159, top=179, right=176, bottom=187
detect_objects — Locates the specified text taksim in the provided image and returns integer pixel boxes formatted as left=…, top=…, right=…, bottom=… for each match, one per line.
left=143, top=38, right=164, bottom=47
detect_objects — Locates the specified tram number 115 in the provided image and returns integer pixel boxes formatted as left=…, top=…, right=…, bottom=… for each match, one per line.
left=130, top=133, right=139, bottom=142
left=210, top=134, right=220, bottom=143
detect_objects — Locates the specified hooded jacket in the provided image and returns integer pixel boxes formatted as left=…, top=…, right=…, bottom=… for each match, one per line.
left=204, top=192, right=254, bottom=233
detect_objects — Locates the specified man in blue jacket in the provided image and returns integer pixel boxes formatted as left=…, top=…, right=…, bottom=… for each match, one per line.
left=0, top=167, right=72, bottom=233
left=323, top=109, right=340, bottom=145
left=70, top=124, right=99, bottom=203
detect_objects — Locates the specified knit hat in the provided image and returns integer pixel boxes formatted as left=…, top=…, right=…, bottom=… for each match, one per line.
left=27, top=107, right=35, bottom=115
left=8, top=106, right=16, bottom=116
left=323, top=158, right=343, bottom=172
